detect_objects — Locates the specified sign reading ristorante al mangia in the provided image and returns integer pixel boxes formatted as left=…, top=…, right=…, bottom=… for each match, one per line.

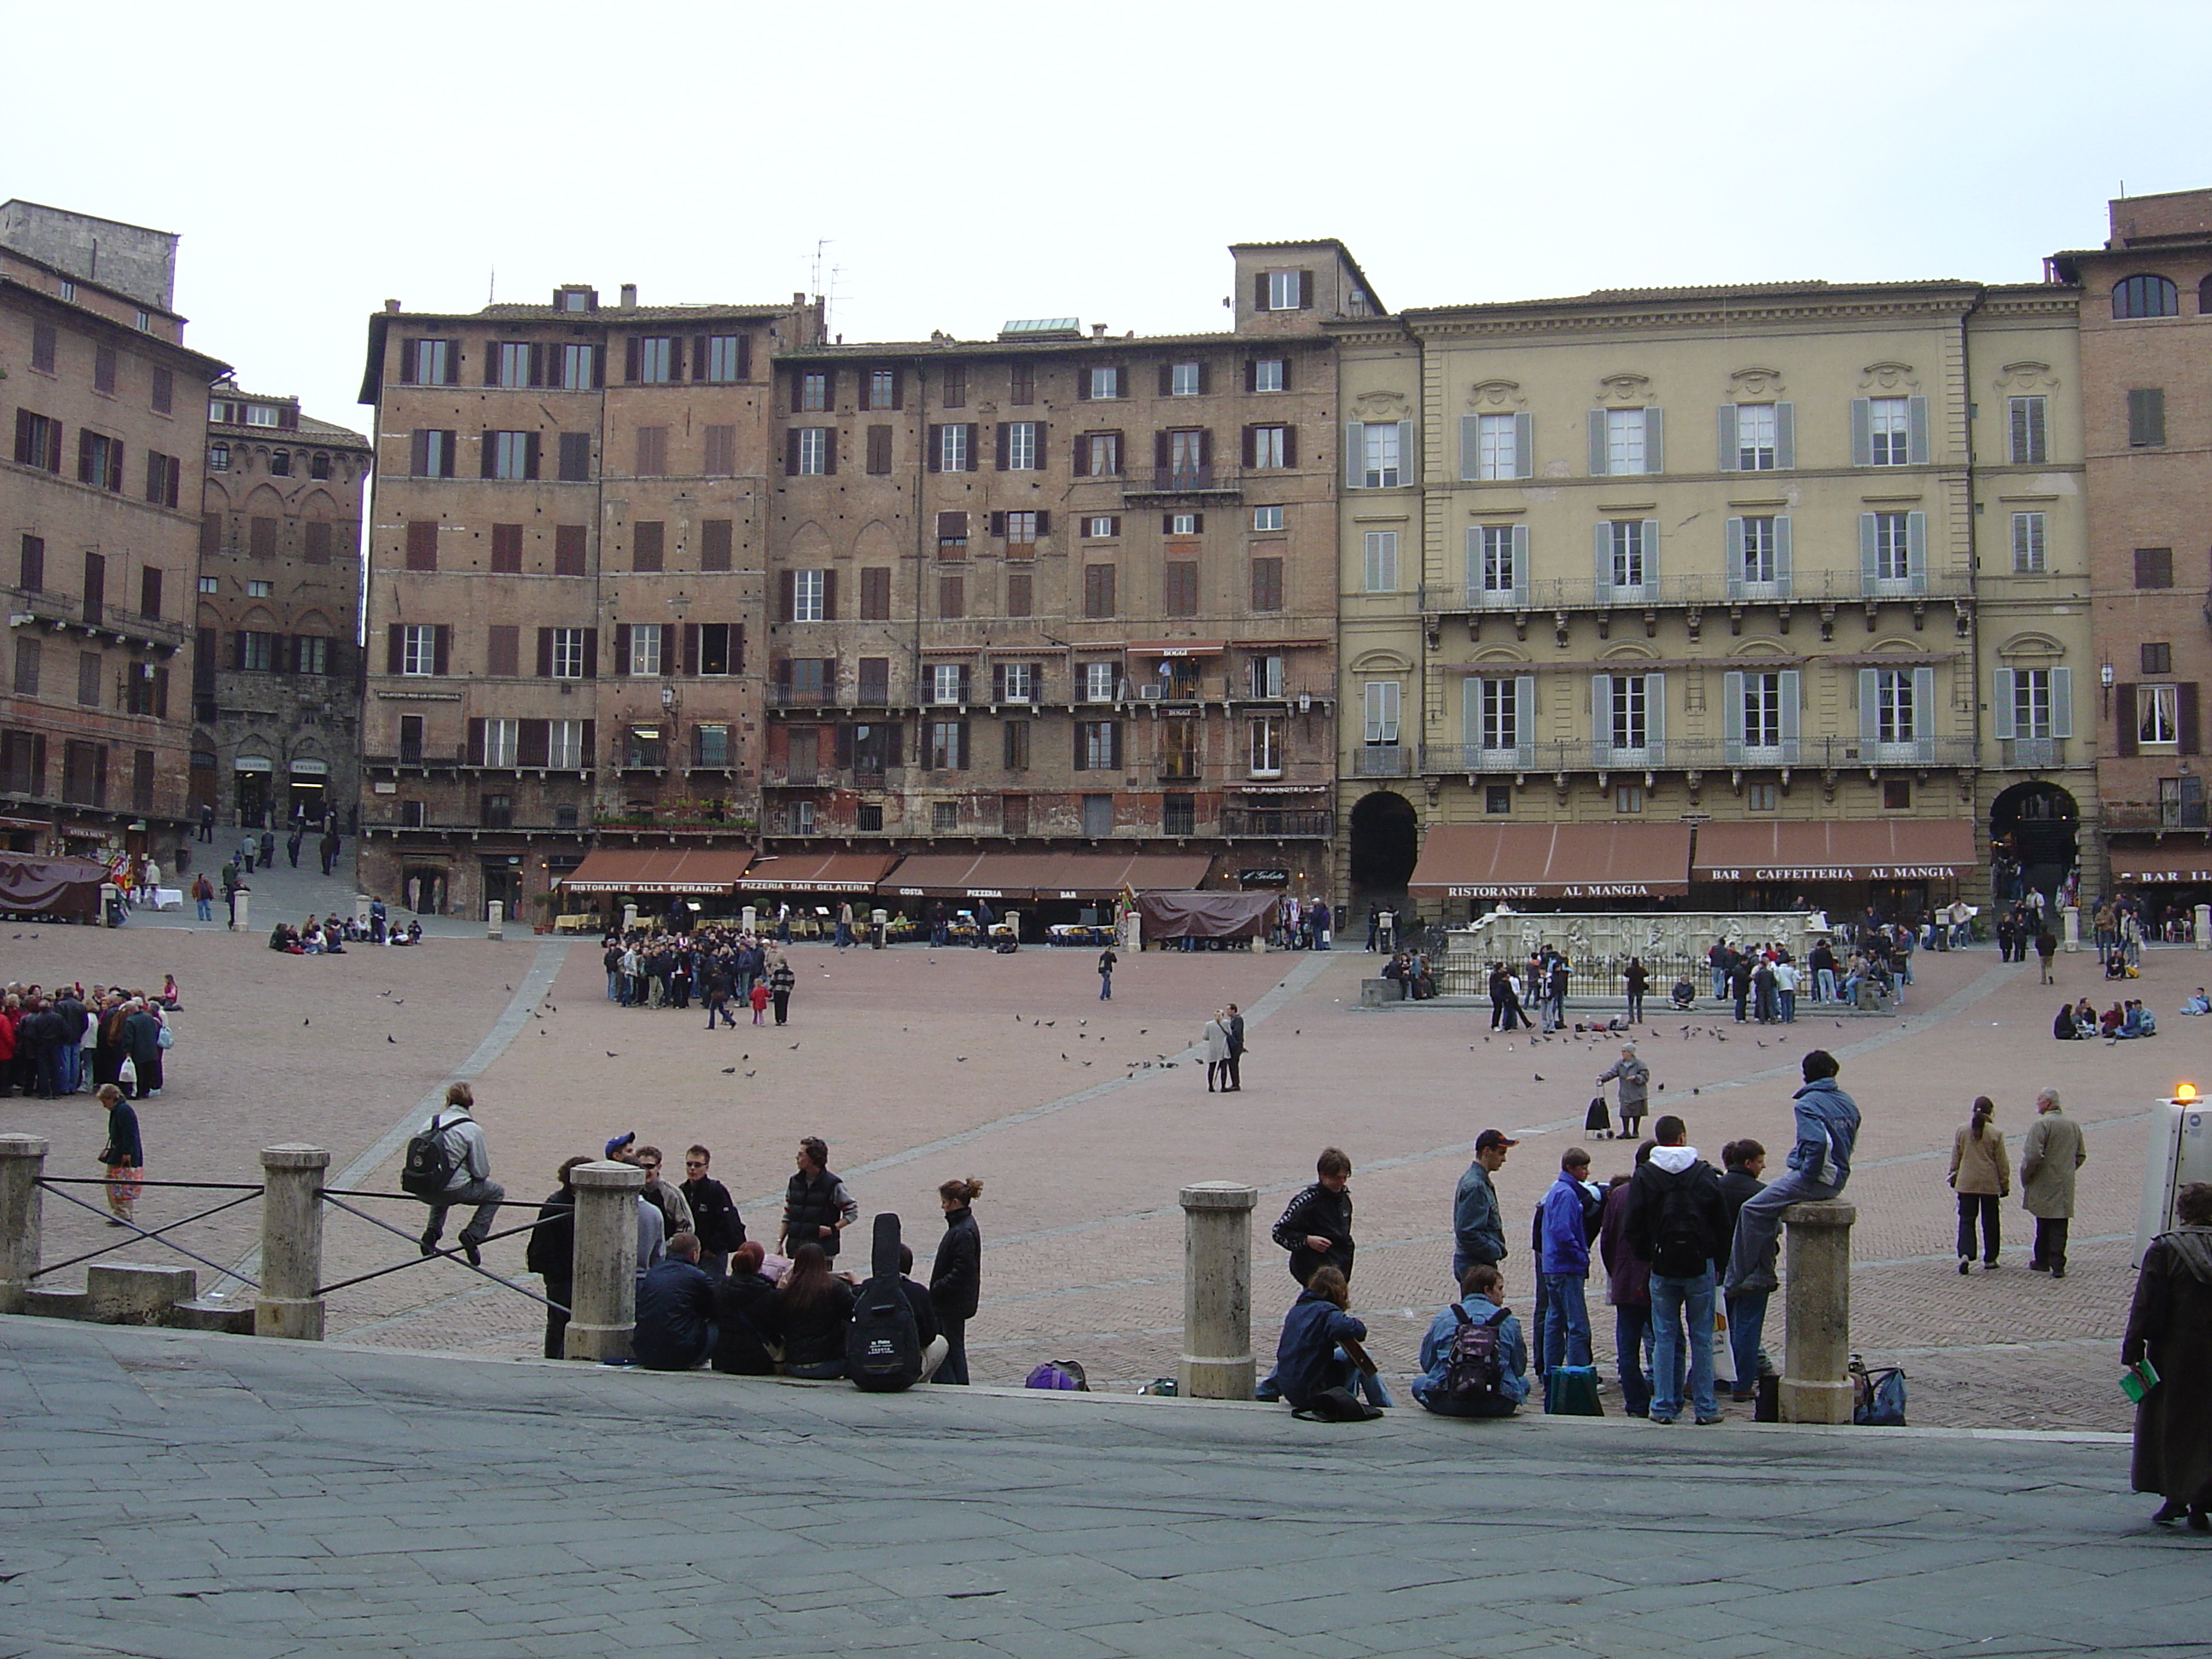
left=1447, top=882, right=1659, bottom=899
left=1700, top=864, right=1969, bottom=882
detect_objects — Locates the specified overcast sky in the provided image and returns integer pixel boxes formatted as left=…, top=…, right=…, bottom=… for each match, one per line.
left=9, top=0, right=2207, bottom=429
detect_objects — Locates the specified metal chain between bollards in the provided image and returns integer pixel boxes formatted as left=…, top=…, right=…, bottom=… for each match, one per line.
left=313, top=1191, right=569, bottom=1313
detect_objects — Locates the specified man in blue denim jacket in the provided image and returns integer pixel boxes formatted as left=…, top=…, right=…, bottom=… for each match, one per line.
left=1722, top=1050, right=1860, bottom=1299
left=1411, top=1263, right=1530, bottom=1417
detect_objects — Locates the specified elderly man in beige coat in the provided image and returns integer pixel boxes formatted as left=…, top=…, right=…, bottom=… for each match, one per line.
left=2020, top=1087, right=2087, bottom=1279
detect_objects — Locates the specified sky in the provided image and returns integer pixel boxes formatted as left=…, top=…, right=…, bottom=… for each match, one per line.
left=7, top=0, right=2209, bottom=429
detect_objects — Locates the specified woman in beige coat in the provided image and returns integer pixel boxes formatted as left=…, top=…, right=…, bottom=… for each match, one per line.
left=2020, top=1087, right=2087, bottom=1278
left=1948, top=1095, right=2011, bottom=1272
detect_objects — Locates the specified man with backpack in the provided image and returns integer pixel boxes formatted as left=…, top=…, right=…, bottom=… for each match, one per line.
left=1625, top=1115, right=1731, bottom=1425
left=407, top=1082, right=505, bottom=1266
left=1411, top=1263, right=1529, bottom=1417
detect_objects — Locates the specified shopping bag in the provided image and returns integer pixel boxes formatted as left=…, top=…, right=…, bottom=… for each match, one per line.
left=1712, top=1306, right=1738, bottom=1387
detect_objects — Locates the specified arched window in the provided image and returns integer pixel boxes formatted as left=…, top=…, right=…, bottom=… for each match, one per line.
left=2199, top=273, right=2212, bottom=316
left=2113, top=274, right=2179, bottom=319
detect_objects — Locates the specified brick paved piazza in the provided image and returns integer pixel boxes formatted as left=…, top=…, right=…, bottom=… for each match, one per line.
left=6, top=901, right=2201, bottom=1430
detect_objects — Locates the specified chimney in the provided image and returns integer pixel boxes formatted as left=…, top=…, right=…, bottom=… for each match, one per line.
left=619, top=283, right=638, bottom=309
left=1091, top=323, right=1107, bottom=338
left=794, top=290, right=806, bottom=306
left=383, top=299, right=401, bottom=313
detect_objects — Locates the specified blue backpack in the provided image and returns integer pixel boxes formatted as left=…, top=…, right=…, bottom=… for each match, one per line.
left=1850, top=1357, right=1906, bottom=1426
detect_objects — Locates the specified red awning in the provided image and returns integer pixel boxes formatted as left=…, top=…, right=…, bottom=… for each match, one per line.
left=1409, top=823, right=1693, bottom=900
left=738, top=850, right=901, bottom=893
left=2110, top=845, right=2212, bottom=885
left=883, top=852, right=1002, bottom=899
left=1692, top=819, right=1978, bottom=882
left=556, top=848, right=754, bottom=894
left=883, top=849, right=1214, bottom=901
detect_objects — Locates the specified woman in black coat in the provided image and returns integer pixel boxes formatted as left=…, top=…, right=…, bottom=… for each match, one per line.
left=524, top=1157, right=587, bottom=1360
left=928, top=1179, right=984, bottom=1384
left=776, top=1243, right=856, bottom=1378
left=2052, top=1001, right=2079, bottom=1041
left=2127, top=1182, right=2212, bottom=1528
left=98, top=1083, right=143, bottom=1226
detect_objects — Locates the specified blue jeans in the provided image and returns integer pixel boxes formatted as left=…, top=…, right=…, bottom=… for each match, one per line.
left=1540, top=1272, right=1592, bottom=1370
left=1614, top=1303, right=1653, bottom=1416
left=1778, top=990, right=1796, bottom=1022
left=1814, top=968, right=1837, bottom=1002
left=1099, top=975, right=1111, bottom=1000
left=607, top=970, right=620, bottom=1001
left=1726, top=1167, right=1842, bottom=1295
left=1726, top=1289, right=1770, bottom=1394
left=1650, top=1266, right=1718, bottom=1421
left=196, top=898, right=212, bottom=920
left=1711, top=968, right=1726, bottom=998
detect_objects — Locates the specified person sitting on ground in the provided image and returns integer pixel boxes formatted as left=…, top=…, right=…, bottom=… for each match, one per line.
left=633, top=1231, right=717, bottom=1371
left=2075, top=998, right=2100, bottom=1039
left=2123, top=999, right=2157, bottom=1039
left=895, top=1244, right=952, bottom=1381
left=159, top=975, right=180, bottom=1010
left=1272, top=1265, right=1374, bottom=1412
left=2053, top=1000, right=2081, bottom=1041
left=711, top=1241, right=783, bottom=1375
left=2182, top=988, right=2212, bottom=1016
left=1669, top=976, right=1698, bottom=1011
left=776, top=1243, right=857, bottom=1380
left=1410, top=1262, right=1529, bottom=1418
left=2101, top=1001, right=2127, bottom=1039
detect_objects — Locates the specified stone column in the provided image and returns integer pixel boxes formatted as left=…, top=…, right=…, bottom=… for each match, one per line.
left=2195, top=904, right=2209, bottom=949
left=0, top=1134, right=47, bottom=1315
left=564, top=1159, right=644, bottom=1361
left=231, top=892, right=251, bottom=933
left=1779, top=1199, right=1857, bottom=1424
left=1178, top=1181, right=1258, bottom=1400
left=622, top=903, right=640, bottom=934
left=486, top=900, right=504, bottom=940
left=255, top=1144, right=329, bottom=1340
left=2062, top=905, right=2081, bottom=953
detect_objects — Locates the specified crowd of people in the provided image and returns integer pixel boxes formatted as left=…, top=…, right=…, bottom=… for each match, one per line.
left=601, top=928, right=798, bottom=1025
left=0, top=977, right=176, bottom=1102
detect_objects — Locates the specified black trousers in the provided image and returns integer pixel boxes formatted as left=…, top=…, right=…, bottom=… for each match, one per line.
left=772, top=991, right=790, bottom=1024
left=543, top=1278, right=572, bottom=1359
left=1956, top=1192, right=2000, bottom=1263
left=2031, top=1217, right=2070, bottom=1272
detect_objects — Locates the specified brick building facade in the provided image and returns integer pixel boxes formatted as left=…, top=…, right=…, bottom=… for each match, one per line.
left=355, top=283, right=821, bottom=919
left=195, top=379, right=370, bottom=833
left=1, top=201, right=224, bottom=870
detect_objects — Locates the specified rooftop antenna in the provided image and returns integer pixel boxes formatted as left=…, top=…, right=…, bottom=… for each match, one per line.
left=810, top=238, right=834, bottom=332
left=488, top=264, right=496, bottom=304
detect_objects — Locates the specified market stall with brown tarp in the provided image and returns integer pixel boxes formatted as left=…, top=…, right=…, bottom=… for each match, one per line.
left=1134, top=889, right=1279, bottom=940
left=0, top=856, right=109, bottom=919
left=1691, top=819, right=1978, bottom=882
left=1408, top=822, right=1694, bottom=900
left=736, top=849, right=900, bottom=894
left=556, top=847, right=755, bottom=895
left=2109, top=845, right=2212, bottom=886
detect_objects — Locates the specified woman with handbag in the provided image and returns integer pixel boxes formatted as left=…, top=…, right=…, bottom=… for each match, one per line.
left=96, top=1083, right=143, bottom=1227
left=1948, top=1097, right=2010, bottom=1272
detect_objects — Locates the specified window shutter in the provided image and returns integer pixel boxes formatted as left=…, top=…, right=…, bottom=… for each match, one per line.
left=614, top=623, right=631, bottom=675
left=468, top=719, right=486, bottom=766
left=1859, top=514, right=1879, bottom=591
left=690, top=335, right=708, bottom=381
left=2050, top=667, right=2073, bottom=741
left=1774, top=403, right=1796, bottom=469
left=959, top=422, right=977, bottom=469
left=1723, top=671, right=1745, bottom=762
left=1242, top=358, right=1255, bottom=393
left=1992, top=669, right=2017, bottom=741
left=1072, top=723, right=1086, bottom=771
left=783, top=429, right=800, bottom=475
left=386, top=625, right=403, bottom=675
left=1644, top=407, right=1664, bottom=474
left=779, top=570, right=796, bottom=621
left=1593, top=522, right=1613, bottom=600
left=994, top=423, right=1010, bottom=470
left=821, top=570, right=837, bottom=620
left=1906, top=510, right=1928, bottom=594
left=1035, top=510, right=1051, bottom=535
left=529, top=343, right=550, bottom=387
left=1241, top=425, right=1255, bottom=469
left=1912, top=666, right=1936, bottom=750
left=1459, top=415, right=1480, bottom=481
left=519, top=719, right=549, bottom=767
left=1850, top=399, right=1872, bottom=466
left=1109, top=721, right=1122, bottom=768
left=1773, top=516, right=1793, bottom=595
left=1343, top=422, right=1362, bottom=487
left=2183, top=683, right=2203, bottom=755
left=1587, top=410, right=1608, bottom=476
left=683, top=625, right=699, bottom=677
left=1906, top=395, right=1930, bottom=464
left=1591, top=673, right=1614, bottom=762
left=525, top=431, right=540, bottom=479
left=434, top=626, right=450, bottom=677
left=1254, top=272, right=1268, bottom=311
left=1462, top=527, right=1481, bottom=592
left=958, top=665, right=972, bottom=705
left=1778, top=670, right=1801, bottom=749
left=1726, top=516, right=1745, bottom=590
left=536, top=628, right=553, bottom=678
left=1298, top=271, right=1314, bottom=309
left=1858, top=668, right=1880, bottom=746
left=2117, top=684, right=2139, bottom=756
left=1510, top=523, right=1528, bottom=603
left=624, top=338, right=640, bottom=382
left=580, top=629, right=597, bottom=679
left=1646, top=673, right=1666, bottom=756
left=1514, top=676, right=1535, bottom=764
left=1716, top=404, right=1738, bottom=471
left=1071, top=437, right=1089, bottom=479
left=927, top=426, right=942, bottom=474
left=1505, top=410, right=1528, bottom=479
left=1395, top=421, right=1412, bottom=480
left=1462, top=675, right=1481, bottom=749
left=1076, top=370, right=1091, bottom=402
left=1642, top=519, right=1661, bottom=585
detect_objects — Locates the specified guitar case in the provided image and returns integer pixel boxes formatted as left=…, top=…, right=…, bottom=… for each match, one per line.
left=845, top=1212, right=923, bottom=1392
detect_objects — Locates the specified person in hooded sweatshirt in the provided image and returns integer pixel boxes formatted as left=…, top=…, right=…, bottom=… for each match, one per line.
left=1722, top=1050, right=1860, bottom=1301
left=1625, top=1115, right=1732, bottom=1425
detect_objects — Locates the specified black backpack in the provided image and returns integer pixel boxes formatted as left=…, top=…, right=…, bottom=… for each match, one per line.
left=400, top=1114, right=461, bottom=1199
left=1651, top=1166, right=1718, bottom=1278
left=1440, top=1302, right=1512, bottom=1406
left=846, top=1213, right=923, bottom=1392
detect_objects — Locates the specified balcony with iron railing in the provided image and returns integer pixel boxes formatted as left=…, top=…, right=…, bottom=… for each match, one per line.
left=1421, top=567, right=1970, bottom=615
left=2104, top=800, right=2210, bottom=832
left=1348, top=744, right=1412, bottom=777
left=1124, top=463, right=1244, bottom=499
left=1416, top=735, right=1981, bottom=775
left=1999, top=736, right=2069, bottom=769
left=1220, top=806, right=1334, bottom=839
left=6, top=586, right=190, bottom=653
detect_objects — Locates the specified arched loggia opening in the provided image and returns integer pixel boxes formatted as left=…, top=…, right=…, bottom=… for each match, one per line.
left=1348, top=790, right=1418, bottom=919
left=1990, top=780, right=2079, bottom=902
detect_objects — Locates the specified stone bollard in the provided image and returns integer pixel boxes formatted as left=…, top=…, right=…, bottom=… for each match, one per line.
left=486, top=900, right=504, bottom=940
left=564, top=1159, right=645, bottom=1361
left=232, top=892, right=251, bottom=933
left=622, top=903, right=639, bottom=934
left=1779, top=1200, right=1857, bottom=1424
left=256, top=1144, right=329, bottom=1340
left=1178, top=1181, right=1258, bottom=1400
left=355, top=894, right=372, bottom=929
left=2063, top=904, right=2081, bottom=954
left=2197, top=904, right=2209, bottom=950
left=99, top=883, right=119, bottom=927
left=0, top=1134, right=47, bottom=1315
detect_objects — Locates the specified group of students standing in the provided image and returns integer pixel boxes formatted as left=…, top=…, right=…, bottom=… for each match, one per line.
left=602, top=928, right=796, bottom=1025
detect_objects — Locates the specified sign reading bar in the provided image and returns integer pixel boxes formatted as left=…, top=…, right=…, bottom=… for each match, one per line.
left=2119, top=866, right=2212, bottom=884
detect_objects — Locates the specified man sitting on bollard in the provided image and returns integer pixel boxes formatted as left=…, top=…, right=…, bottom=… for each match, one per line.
left=412, top=1082, right=505, bottom=1266
left=1721, top=1050, right=1860, bottom=1303
left=634, top=1231, right=717, bottom=1371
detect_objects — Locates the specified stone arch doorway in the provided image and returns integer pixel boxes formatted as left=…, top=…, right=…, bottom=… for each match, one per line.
left=1348, top=790, right=1418, bottom=917
left=1990, top=780, right=2079, bottom=901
